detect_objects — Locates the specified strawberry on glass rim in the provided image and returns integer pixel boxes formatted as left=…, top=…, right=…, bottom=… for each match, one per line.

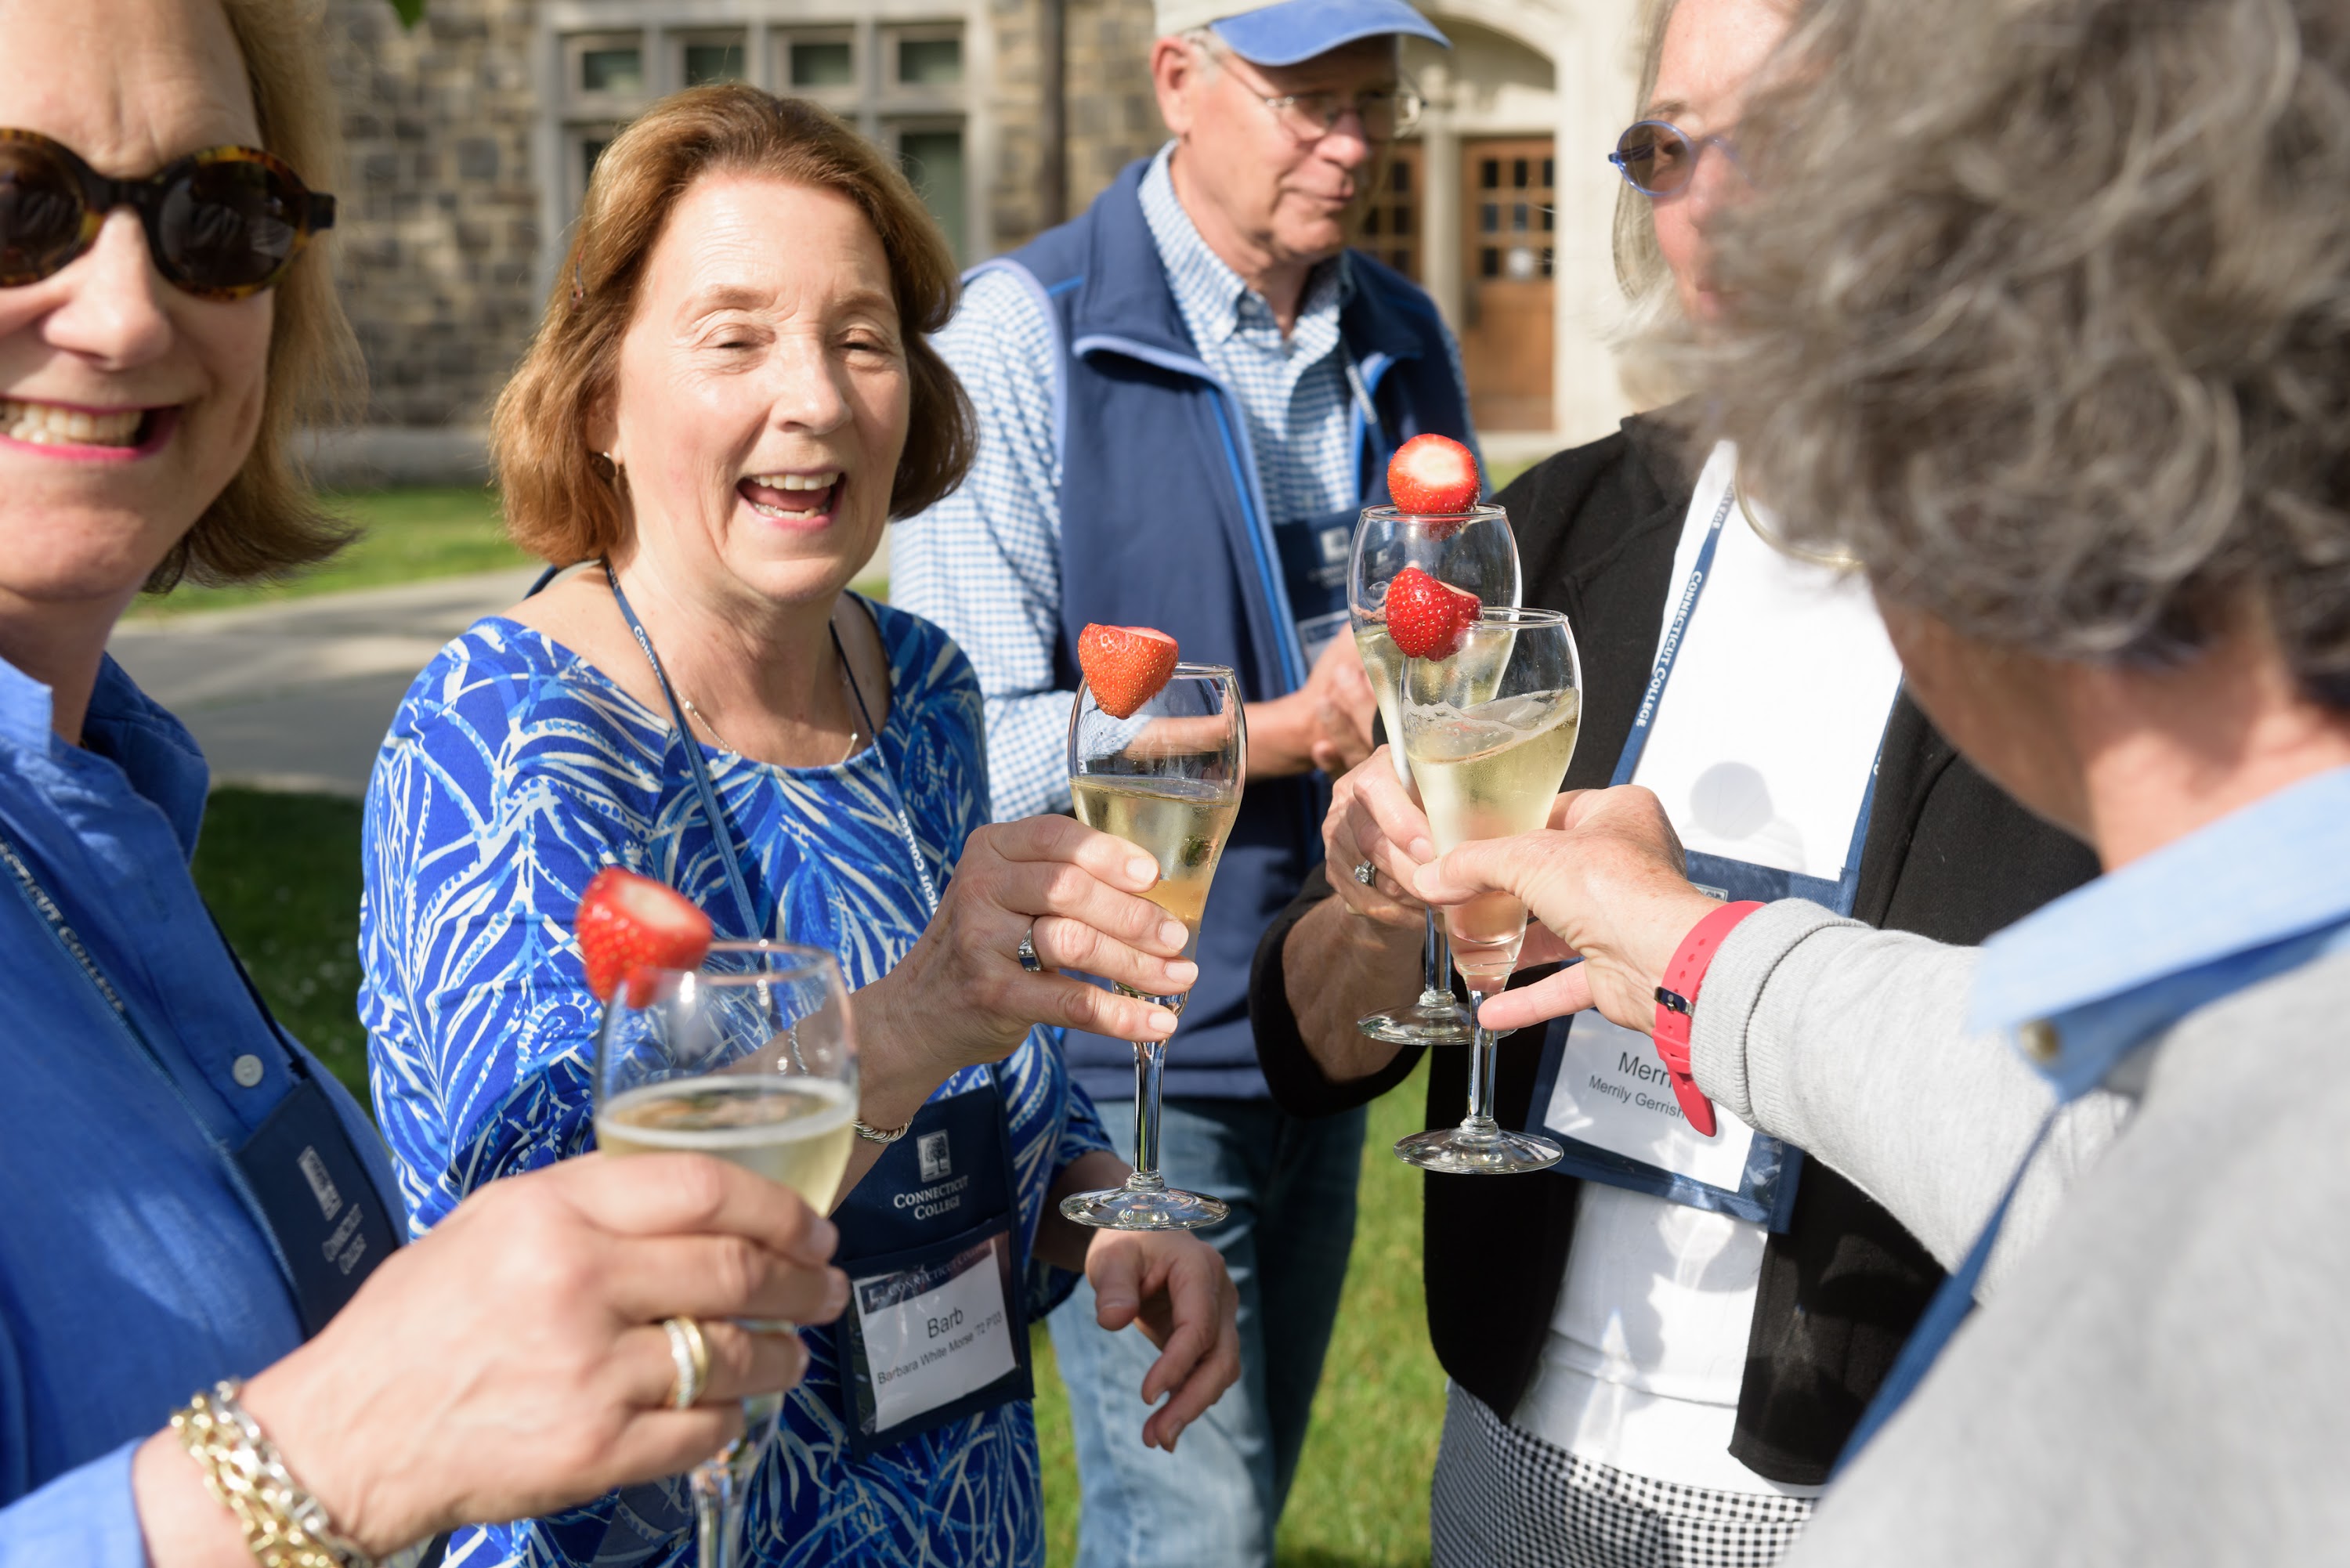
left=1386, top=433, right=1482, bottom=526
left=1383, top=566, right=1482, bottom=659
left=574, top=866, right=715, bottom=1007
left=1077, top=623, right=1180, bottom=719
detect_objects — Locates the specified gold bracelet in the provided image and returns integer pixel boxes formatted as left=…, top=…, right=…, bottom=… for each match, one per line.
left=170, top=1381, right=374, bottom=1568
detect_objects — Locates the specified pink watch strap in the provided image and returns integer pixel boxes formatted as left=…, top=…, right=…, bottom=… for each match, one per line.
left=1649, top=901, right=1766, bottom=1139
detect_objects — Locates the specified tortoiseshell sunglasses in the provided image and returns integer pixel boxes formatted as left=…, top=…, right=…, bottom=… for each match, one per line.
left=0, top=128, right=335, bottom=299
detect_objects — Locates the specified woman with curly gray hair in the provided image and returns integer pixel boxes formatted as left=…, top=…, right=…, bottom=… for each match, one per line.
left=1412, top=0, right=2350, bottom=1561
left=1248, top=0, right=2106, bottom=1561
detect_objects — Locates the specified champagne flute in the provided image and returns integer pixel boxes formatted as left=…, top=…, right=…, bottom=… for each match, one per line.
left=594, top=941, right=858, bottom=1568
left=1395, top=607, right=1580, bottom=1174
left=1059, top=664, right=1246, bottom=1230
left=1349, top=502, right=1523, bottom=1046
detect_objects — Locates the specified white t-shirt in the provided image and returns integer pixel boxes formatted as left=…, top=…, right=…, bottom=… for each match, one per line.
left=1508, top=441, right=1903, bottom=1495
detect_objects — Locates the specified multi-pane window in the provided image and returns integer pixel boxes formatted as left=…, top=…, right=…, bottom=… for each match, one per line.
left=555, top=16, right=972, bottom=264
left=1475, top=152, right=1555, bottom=280
left=682, top=37, right=747, bottom=86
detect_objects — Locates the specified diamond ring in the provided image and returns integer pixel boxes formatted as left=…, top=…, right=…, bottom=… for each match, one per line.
left=1018, top=925, right=1044, bottom=973
left=1353, top=860, right=1378, bottom=887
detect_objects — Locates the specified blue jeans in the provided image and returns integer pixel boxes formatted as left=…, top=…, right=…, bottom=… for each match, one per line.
left=1048, top=1096, right=1367, bottom=1568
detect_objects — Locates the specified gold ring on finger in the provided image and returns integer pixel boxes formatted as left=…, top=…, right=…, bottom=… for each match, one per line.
left=663, top=1315, right=711, bottom=1410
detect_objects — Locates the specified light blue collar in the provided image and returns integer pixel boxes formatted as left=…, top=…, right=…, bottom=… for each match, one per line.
left=1971, top=764, right=2350, bottom=1097
left=0, top=647, right=210, bottom=858
left=1137, top=142, right=1350, bottom=350
left=0, top=647, right=56, bottom=746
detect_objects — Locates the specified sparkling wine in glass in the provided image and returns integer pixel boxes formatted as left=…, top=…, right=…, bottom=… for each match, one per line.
left=1349, top=502, right=1522, bottom=1046
left=1396, top=607, right=1580, bottom=1174
left=594, top=941, right=858, bottom=1568
left=1061, top=664, right=1245, bottom=1230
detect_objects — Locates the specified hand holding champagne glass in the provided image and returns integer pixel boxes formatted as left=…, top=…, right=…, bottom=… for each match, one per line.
left=1350, top=435, right=1522, bottom=1047
left=1060, top=625, right=1245, bottom=1230
left=1395, top=606, right=1582, bottom=1174
left=584, top=874, right=858, bottom=1568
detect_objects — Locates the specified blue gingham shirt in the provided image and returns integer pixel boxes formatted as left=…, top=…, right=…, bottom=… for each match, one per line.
left=897, top=143, right=1464, bottom=822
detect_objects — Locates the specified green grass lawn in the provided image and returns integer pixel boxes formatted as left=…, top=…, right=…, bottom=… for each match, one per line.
left=1488, top=456, right=1537, bottom=494
left=196, top=786, right=1445, bottom=1565
left=192, top=788, right=374, bottom=1101
left=133, top=486, right=530, bottom=619
left=1029, top=1057, right=1442, bottom=1567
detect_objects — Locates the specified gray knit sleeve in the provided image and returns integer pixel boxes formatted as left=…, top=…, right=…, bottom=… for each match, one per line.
left=1689, top=901, right=2131, bottom=1292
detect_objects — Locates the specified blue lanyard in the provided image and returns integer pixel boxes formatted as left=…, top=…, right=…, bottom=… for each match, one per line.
left=1611, top=481, right=1884, bottom=915
left=0, top=822, right=354, bottom=1319
left=599, top=563, right=943, bottom=931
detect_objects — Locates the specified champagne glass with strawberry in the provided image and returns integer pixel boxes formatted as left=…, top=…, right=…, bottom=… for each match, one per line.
left=1394, top=607, right=1579, bottom=1173
left=1350, top=433, right=1523, bottom=1047
left=1058, top=625, right=1245, bottom=1230
left=577, top=869, right=859, bottom=1568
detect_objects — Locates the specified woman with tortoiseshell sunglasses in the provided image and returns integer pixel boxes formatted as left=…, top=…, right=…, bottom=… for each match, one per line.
left=0, top=4, right=848, bottom=1563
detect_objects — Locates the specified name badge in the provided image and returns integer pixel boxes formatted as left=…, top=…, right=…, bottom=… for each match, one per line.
left=1274, top=511, right=1358, bottom=671
left=232, top=1074, right=401, bottom=1336
left=830, top=1075, right=1033, bottom=1452
left=1539, top=1011, right=1758, bottom=1190
left=855, top=1234, right=1021, bottom=1431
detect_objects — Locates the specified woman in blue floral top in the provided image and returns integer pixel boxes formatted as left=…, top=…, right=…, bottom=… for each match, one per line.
left=359, top=89, right=1238, bottom=1567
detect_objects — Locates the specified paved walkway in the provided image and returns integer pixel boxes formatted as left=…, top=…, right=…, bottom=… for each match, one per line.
left=107, top=530, right=893, bottom=797
left=108, top=567, right=543, bottom=797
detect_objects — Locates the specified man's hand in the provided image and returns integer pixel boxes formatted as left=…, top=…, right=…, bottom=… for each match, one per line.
left=1086, top=1230, right=1242, bottom=1452
left=1246, top=634, right=1379, bottom=779
left=1412, top=786, right=1725, bottom=1035
left=1322, top=744, right=1433, bottom=921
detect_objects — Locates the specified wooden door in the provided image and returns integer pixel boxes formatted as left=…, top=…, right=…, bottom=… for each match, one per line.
left=1459, top=137, right=1555, bottom=431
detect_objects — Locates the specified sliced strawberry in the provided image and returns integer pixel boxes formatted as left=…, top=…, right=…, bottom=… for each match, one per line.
left=1383, top=567, right=1482, bottom=659
left=1079, top=623, right=1180, bottom=719
left=574, top=866, right=714, bottom=1007
left=1386, top=433, right=1481, bottom=518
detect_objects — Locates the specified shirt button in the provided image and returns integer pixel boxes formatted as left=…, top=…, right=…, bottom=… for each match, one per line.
left=2019, top=1021, right=2061, bottom=1065
left=231, top=1054, right=266, bottom=1089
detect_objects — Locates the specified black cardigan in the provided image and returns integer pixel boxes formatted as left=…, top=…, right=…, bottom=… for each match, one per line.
left=1248, top=416, right=2101, bottom=1484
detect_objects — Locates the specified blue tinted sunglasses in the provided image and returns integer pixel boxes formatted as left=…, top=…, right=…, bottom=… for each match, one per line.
left=1608, top=120, right=1741, bottom=197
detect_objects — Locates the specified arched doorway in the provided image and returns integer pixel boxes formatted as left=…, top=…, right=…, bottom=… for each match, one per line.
left=1397, top=1, right=1643, bottom=449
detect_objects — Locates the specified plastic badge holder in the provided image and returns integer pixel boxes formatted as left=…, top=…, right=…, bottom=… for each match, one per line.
left=1526, top=1003, right=1803, bottom=1230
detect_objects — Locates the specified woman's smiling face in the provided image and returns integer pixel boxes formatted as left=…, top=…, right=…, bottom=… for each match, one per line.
left=0, top=0, right=273, bottom=610
left=597, top=172, right=911, bottom=612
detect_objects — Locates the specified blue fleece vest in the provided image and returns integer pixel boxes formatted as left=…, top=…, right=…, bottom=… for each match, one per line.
left=973, top=157, right=1475, bottom=1101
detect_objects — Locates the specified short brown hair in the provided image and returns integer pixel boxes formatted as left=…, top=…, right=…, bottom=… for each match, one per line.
left=150, top=0, right=363, bottom=592
left=494, top=87, right=978, bottom=564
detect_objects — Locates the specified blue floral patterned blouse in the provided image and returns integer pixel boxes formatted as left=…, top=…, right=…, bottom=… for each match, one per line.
left=358, top=598, right=1108, bottom=1567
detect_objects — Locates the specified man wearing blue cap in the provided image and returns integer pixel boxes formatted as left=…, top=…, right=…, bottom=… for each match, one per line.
left=894, top=2, right=1470, bottom=1561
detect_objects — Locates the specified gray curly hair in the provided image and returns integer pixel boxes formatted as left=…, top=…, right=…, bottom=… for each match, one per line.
left=1669, top=0, right=2350, bottom=706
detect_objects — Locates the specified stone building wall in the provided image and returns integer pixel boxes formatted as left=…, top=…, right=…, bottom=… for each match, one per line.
left=986, top=0, right=1163, bottom=255
left=320, top=0, right=1162, bottom=437
left=324, top=0, right=545, bottom=428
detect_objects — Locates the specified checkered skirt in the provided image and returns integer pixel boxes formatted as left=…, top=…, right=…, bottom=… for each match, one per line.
left=1431, top=1383, right=1816, bottom=1568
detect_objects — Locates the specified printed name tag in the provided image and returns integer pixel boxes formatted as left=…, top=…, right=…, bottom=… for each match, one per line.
left=854, top=1234, right=1019, bottom=1429
left=1541, top=1011, right=1758, bottom=1189
left=1298, top=608, right=1350, bottom=667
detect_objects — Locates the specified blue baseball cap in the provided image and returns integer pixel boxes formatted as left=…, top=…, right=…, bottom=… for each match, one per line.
left=1156, top=0, right=1451, bottom=67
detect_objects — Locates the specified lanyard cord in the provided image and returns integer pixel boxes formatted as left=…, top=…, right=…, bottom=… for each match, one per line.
left=605, top=562, right=761, bottom=938
left=602, top=563, right=942, bottom=931
left=0, top=820, right=319, bottom=1299
left=1609, top=475, right=1886, bottom=912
